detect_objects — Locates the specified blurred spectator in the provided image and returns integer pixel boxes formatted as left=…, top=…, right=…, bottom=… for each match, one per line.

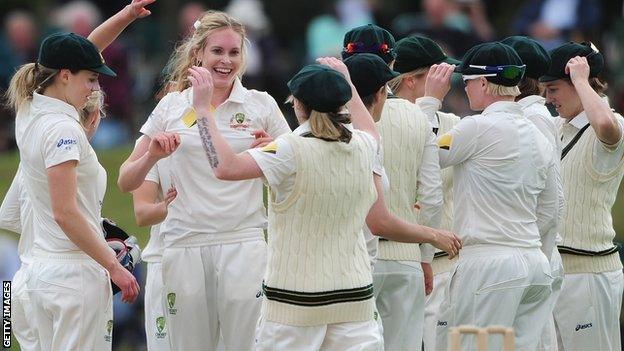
left=512, top=0, right=602, bottom=50
left=0, top=10, right=39, bottom=151
left=53, top=0, right=132, bottom=148
left=178, top=2, right=206, bottom=39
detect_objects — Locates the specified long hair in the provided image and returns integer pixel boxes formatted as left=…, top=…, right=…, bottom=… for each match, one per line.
left=290, top=96, right=352, bottom=142
left=164, top=10, right=247, bottom=92
left=79, top=90, right=106, bottom=127
left=5, top=63, right=59, bottom=112
left=388, top=67, right=429, bottom=94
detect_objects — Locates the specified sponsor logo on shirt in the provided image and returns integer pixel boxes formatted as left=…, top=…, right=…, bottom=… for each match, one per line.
left=229, top=112, right=249, bottom=130
left=104, top=320, right=113, bottom=342
left=261, top=141, right=277, bottom=154
left=575, top=323, right=592, bottom=331
left=437, top=320, right=448, bottom=327
left=167, top=292, right=177, bottom=315
left=155, top=316, right=167, bottom=339
left=57, top=138, right=77, bottom=148
left=437, top=133, right=452, bottom=150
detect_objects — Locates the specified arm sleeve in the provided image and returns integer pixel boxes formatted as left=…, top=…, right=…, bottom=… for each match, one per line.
left=438, top=117, right=479, bottom=169
left=415, top=96, right=442, bottom=124
left=0, top=169, right=23, bottom=234
left=536, top=160, right=559, bottom=260
left=43, top=120, right=84, bottom=168
left=417, top=130, right=443, bottom=264
left=139, top=93, right=172, bottom=138
left=591, top=118, right=624, bottom=174
left=263, top=93, right=292, bottom=137
left=247, top=137, right=296, bottom=189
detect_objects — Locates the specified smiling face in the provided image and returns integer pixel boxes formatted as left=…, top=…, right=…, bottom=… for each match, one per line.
left=544, top=79, right=583, bottom=119
left=197, top=28, right=243, bottom=90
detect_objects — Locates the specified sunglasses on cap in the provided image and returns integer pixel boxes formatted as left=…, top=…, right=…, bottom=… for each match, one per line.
left=467, top=64, right=526, bottom=80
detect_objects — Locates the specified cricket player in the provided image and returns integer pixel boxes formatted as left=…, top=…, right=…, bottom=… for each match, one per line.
left=433, top=42, right=558, bottom=351
left=541, top=41, right=624, bottom=351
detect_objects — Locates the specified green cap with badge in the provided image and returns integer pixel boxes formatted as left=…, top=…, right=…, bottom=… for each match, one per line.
left=538, top=41, right=604, bottom=82
left=455, top=42, right=525, bottom=87
left=38, top=32, right=116, bottom=76
left=342, top=24, right=397, bottom=64
left=393, top=35, right=461, bottom=73
left=500, top=36, right=550, bottom=80
left=344, top=53, right=400, bottom=97
left=288, top=64, right=352, bottom=113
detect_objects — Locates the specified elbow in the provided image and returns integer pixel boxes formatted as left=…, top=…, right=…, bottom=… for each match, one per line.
left=213, top=166, right=236, bottom=181
left=53, top=208, right=73, bottom=230
left=135, top=216, right=148, bottom=227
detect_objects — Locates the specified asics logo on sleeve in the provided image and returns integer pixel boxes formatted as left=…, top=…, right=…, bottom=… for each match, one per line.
left=575, top=323, right=592, bottom=331
left=57, top=138, right=77, bottom=148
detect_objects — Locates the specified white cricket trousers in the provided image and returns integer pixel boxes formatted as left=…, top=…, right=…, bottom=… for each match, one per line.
left=255, top=318, right=382, bottom=350
left=537, top=248, right=564, bottom=351
left=27, top=252, right=113, bottom=351
left=372, top=260, right=425, bottom=351
left=435, top=245, right=553, bottom=351
left=423, top=271, right=450, bottom=351
left=162, top=239, right=266, bottom=351
left=145, top=262, right=171, bottom=351
left=11, top=263, right=40, bottom=351
left=553, top=268, right=623, bottom=351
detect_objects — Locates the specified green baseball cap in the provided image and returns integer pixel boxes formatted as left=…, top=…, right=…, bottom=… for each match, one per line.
left=341, top=24, right=396, bottom=64
left=344, top=53, right=400, bottom=97
left=38, top=32, right=116, bottom=77
left=393, top=35, right=461, bottom=73
left=500, top=36, right=550, bottom=80
left=455, top=42, right=525, bottom=87
left=538, top=42, right=604, bottom=82
left=287, top=64, right=352, bottom=112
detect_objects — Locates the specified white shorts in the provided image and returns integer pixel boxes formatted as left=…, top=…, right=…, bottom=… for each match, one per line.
left=28, top=254, right=113, bottom=351
left=11, top=263, right=40, bottom=351
left=255, top=319, right=382, bottom=351
left=553, top=269, right=623, bottom=351
left=373, top=260, right=425, bottom=351
left=435, top=246, right=553, bottom=351
left=162, top=239, right=266, bottom=351
left=145, top=262, right=170, bottom=351
left=423, top=271, right=450, bottom=351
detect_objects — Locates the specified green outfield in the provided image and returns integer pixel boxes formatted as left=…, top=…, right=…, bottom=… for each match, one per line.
left=1, top=145, right=624, bottom=247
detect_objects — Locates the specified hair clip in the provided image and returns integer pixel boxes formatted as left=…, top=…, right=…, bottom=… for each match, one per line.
left=193, top=20, right=201, bottom=31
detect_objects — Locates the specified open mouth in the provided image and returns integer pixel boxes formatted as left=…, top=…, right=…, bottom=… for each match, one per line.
left=213, top=67, right=232, bottom=77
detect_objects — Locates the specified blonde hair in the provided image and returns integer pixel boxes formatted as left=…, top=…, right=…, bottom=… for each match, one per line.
left=388, top=67, right=429, bottom=94
left=165, top=10, right=247, bottom=92
left=5, top=63, right=59, bottom=112
left=289, top=96, right=352, bottom=142
left=80, top=90, right=106, bottom=127
left=485, top=82, right=520, bottom=97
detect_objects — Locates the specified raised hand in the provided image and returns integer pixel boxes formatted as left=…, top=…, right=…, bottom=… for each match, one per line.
left=424, top=63, right=455, bottom=101
left=125, top=0, right=156, bottom=19
left=188, top=66, right=215, bottom=115
left=565, top=56, right=590, bottom=85
left=316, top=56, right=351, bottom=82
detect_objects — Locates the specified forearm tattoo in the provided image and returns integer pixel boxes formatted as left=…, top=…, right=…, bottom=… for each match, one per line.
left=196, top=117, right=220, bottom=168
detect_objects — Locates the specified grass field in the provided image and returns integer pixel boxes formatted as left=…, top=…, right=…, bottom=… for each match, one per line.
left=1, top=145, right=623, bottom=246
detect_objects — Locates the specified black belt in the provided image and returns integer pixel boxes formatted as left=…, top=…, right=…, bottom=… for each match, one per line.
left=434, top=251, right=449, bottom=259
left=557, top=244, right=620, bottom=257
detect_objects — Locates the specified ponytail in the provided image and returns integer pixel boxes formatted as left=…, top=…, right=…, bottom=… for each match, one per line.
left=5, top=63, right=58, bottom=112
left=308, top=110, right=352, bottom=143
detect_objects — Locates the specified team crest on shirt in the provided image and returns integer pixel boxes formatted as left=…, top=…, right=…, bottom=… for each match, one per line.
left=229, top=112, right=249, bottom=130
left=104, top=320, right=113, bottom=342
left=167, top=292, right=177, bottom=315
left=155, top=316, right=167, bottom=338
left=437, top=133, right=453, bottom=150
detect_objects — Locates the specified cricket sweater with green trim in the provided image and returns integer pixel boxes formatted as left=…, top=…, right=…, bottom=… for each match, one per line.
left=263, top=131, right=378, bottom=326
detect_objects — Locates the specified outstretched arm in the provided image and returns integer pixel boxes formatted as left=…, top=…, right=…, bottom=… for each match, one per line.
left=88, top=0, right=155, bottom=52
